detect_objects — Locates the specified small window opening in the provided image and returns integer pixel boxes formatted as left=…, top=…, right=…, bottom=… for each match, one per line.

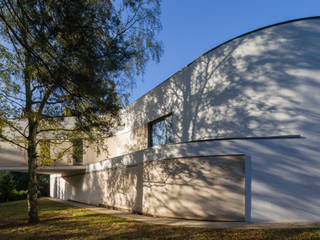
left=148, top=114, right=173, bottom=147
left=72, top=139, right=83, bottom=164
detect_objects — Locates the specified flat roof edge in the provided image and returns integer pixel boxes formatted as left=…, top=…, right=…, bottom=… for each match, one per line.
left=0, top=166, right=86, bottom=173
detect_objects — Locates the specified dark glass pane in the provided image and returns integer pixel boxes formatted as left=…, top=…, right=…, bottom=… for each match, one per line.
left=166, top=116, right=173, bottom=144
left=72, top=139, right=83, bottom=163
left=151, top=120, right=165, bottom=146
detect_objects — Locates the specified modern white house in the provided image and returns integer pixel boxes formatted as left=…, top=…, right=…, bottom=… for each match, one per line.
left=1, top=16, right=320, bottom=222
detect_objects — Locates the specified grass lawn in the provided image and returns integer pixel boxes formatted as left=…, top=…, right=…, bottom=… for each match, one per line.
left=0, top=199, right=320, bottom=240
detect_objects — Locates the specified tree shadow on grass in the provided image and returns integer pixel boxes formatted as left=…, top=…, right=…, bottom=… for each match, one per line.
left=97, top=227, right=320, bottom=240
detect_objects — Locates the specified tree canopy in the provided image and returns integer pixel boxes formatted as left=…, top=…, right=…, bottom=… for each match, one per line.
left=0, top=0, right=162, bottom=223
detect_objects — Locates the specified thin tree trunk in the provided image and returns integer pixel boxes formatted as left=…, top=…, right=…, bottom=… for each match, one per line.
left=25, top=77, right=39, bottom=223
left=26, top=78, right=39, bottom=223
left=27, top=145, right=39, bottom=223
left=27, top=124, right=39, bottom=223
left=24, top=30, right=39, bottom=222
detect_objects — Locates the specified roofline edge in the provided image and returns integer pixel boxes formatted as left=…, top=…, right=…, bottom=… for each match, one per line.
left=129, top=16, right=320, bottom=105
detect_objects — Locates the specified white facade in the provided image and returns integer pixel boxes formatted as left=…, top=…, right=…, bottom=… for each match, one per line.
left=2, top=17, right=320, bottom=222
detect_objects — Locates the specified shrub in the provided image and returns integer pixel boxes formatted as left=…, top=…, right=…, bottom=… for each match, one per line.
left=10, top=189, right=28, bottom=201
left=0, top=171, right=15, bottom=202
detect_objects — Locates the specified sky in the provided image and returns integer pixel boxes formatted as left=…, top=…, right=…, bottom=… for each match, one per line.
left=128, top=0, right=320, bottom=103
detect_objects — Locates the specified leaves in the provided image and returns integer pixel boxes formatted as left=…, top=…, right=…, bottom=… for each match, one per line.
left=0, top=0, right=162, bottom=222
left=0, top=171, right=15, bottom=202
left=0, top=0, right=162, bottom=149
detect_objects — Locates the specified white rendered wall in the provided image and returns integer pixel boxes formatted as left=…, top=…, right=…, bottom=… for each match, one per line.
left=50, top=18, right=320, bottom=222
left=0, top=141, right=27, bottom=167
left=51, top=135, right=320, bottom=222
left=51, top=155, right=245, bottom=221
left=124, top=19, right=320, bottom=143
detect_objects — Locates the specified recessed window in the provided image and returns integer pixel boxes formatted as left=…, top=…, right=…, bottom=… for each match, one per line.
left=72, top=139, right=83, bottom=164
left=149, top=114, right=173, bottom=147
left=39, top=140, right=51, bottom=165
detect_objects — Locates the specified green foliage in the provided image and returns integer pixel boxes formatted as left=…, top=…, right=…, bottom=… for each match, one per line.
left=0, top=0, right=162, bottom=129
left=10, top=189, right=28, bottom=201
left=0, top=171, right=48, bottom=202
left=0, top=0, right=163, bottom=165
left=39, top=140, right=51, bottom=166
left=0, top=171, right=15, bottom=202
left=10, top=172, right=49, bottom=197
left=37, top=174, right=49, bottom=197
left=9, top=172, right=28, bottom=191
left=0, top=0, right=162, bottom=222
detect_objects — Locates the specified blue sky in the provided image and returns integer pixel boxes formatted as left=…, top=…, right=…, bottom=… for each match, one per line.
left=129, top=0, right=320, bottom=102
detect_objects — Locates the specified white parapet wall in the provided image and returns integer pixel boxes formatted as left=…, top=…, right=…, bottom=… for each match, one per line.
left=0, top=141, right=27, bottom=167
left=50, top=133, right=320, bottom=222
left=51, top=153, right=245, bottom=221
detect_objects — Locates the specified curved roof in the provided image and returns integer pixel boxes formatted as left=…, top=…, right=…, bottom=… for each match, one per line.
left=131, top=16, right=320, bottom=105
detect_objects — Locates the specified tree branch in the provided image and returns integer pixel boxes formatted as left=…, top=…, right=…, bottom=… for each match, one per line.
left=37, top=87, right=56, bottom=116
left=2, top=118, right=28, bottom=138
left=37, top=128, right=77, bottom=133
left=0, top=134, right=27, bottom=150
left=32, top=99, right=64, bottom=105
left=0, top=92, right=25, bottom=107
left=0, top=6, right=57, bottom=84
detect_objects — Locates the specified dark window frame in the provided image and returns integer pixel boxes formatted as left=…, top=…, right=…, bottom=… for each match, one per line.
left=148, top=113, right=173, bottom=147
left=71, top=138, right=83, bottom=165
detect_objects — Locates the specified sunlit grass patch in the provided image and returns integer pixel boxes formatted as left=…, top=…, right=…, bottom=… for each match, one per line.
left=0, top=199, right=319, bottom=240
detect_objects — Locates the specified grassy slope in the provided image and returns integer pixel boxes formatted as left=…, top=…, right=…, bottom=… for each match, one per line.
left=0, top=199, right=319, bottom=240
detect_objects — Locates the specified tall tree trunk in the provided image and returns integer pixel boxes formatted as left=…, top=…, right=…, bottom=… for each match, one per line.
left=25, top=78, right=39, bottom=223
left=27, top=124, right=39, bottom=223
left=26, top=79, right=39, bottom=223
left=23, top=27, right=39, bottom=222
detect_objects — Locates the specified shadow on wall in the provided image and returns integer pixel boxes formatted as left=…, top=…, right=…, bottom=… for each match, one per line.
left=236, top=138, right=320, bottom=221
left=127, top=19, right=320, bottom=143
left=123, top=19, right=320, bottom=221
left=141, top=155, right=245, bottom=220
left=0, top=142, right=27, bottom=167
left=57, top=155, right=245, bottom=221
left=54, top=19, right=320, bottom=222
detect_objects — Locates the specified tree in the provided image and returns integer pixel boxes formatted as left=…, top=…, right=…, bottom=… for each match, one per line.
left=10, top=172, right=49, bottom=197
left=0, top=171, right=16, bottom=202
left=0, top=0, right=162, bottom=223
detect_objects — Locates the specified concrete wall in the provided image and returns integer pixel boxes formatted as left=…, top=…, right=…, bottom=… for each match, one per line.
left=84, top=125, right=148, bottom=164
left=123, top=18, right=320, bottom=144
left=51, top=155, right=245, bottom=221
left=0, top=124, right=148, bottom=168
left=0, top=139, right=81, bottom=167
left=62, top=18, right=320, bottom=166
left=0, top=141, right=27, bottom=167
left=0, top=118, right=78, bottom=167
left=51, top=133, right=320, bottom=222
